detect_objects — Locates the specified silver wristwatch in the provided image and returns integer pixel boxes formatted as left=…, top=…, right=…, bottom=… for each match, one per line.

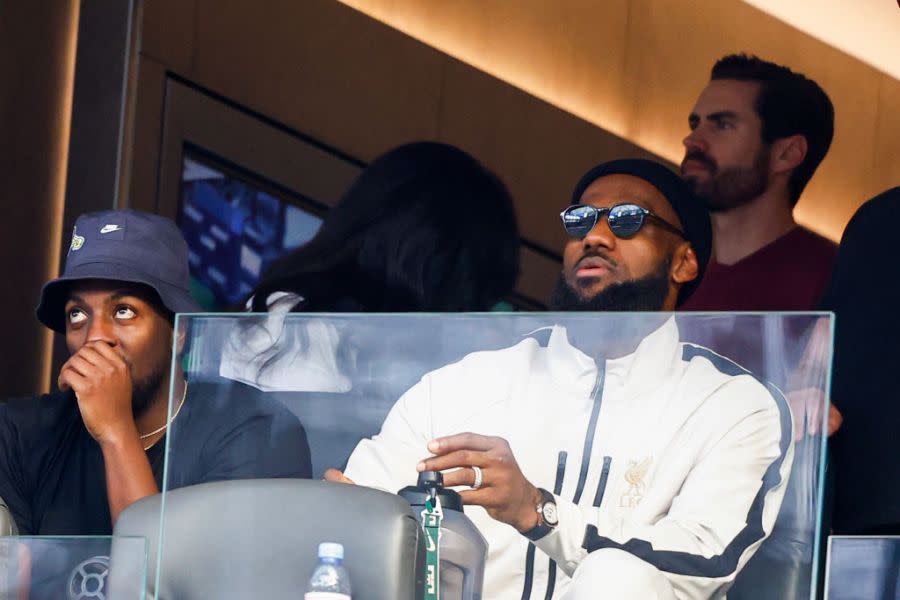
left=523, top=488, right=558, bottom=541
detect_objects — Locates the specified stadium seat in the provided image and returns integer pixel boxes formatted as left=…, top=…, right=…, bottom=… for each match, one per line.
left=109, top=479, right=424, bottom=600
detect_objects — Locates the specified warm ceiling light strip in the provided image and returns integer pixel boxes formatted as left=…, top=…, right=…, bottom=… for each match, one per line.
left=338, top=0, right=887, bottom=241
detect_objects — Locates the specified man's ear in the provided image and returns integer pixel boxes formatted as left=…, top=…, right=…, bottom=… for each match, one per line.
left=770, top=134, right=807, bottom=176
left=671, top=243, right=699, bottom=286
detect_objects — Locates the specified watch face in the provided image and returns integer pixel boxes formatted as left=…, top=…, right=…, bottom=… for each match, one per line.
left=542, top=501, right=559, bottom=526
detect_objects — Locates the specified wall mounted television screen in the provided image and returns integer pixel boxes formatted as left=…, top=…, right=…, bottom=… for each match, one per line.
left=177, top=149, right=325, bottom=310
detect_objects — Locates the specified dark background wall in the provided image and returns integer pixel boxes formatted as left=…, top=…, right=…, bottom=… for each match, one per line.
left=0, top=0, right=140, bottom=399
left=0, top=1, right=79, bottom=397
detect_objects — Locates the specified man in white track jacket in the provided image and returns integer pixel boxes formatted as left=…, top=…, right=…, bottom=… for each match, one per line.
left=331, top=159, right=794, bottom=599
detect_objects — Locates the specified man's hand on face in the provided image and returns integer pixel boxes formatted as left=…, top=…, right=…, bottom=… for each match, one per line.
left=418, top=433, right=542, bottom=533
left=58, top=340, right=137, bottom=445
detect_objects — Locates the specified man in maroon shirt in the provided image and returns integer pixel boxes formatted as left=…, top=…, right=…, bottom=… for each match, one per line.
left=679, top=54, right=837, bottom=311
left=677, top=56, right=841, bottom=599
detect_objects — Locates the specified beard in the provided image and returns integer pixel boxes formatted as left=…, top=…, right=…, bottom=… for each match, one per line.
left=683, top=147, right=769, bottom=213
left=549, top=255, right=672, bottom=312
left=130, top=360, right=168, bottom=418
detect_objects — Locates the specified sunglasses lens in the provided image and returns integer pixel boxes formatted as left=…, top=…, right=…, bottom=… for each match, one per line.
left=561, top=205, right=598, bottom=238
left=608, top=204, right=646, bottom=238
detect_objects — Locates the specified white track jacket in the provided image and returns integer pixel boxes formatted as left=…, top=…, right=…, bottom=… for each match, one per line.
left=344, top=318, right=794, bottom=599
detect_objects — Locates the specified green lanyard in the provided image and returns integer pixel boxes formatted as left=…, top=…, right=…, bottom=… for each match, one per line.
left=422, top=492, right=443, bottom=600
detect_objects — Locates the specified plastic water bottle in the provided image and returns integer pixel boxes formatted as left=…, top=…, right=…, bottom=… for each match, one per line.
left=305, top=542, right=352, bottom=599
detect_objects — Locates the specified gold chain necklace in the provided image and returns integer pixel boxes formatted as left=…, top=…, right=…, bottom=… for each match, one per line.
left=141, top=382, right=187, bottom=451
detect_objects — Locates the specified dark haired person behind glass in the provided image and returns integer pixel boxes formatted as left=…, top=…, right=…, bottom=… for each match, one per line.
left=220, top=141, right=520, bottom=392
left=253, top=141, right=519, bottom=313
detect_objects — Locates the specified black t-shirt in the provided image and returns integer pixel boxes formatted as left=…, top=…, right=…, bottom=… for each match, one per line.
left=0, top=381, right=312, bottom=535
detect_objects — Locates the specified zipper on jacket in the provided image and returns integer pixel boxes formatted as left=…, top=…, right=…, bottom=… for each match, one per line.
left=592, top=456, right=612, bottom=507
left=523, top=360, right=604, bottom=600
left=573, top=364, right=606, bottom=503
left=553, top=451, right=568, bottom=495
left=522, top=450, right=568, bottom=600
left=540, top=366, right=604, bottom=599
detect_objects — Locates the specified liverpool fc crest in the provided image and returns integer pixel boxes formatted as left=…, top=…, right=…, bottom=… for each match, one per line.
left=619, top=456, right=652, bottom=508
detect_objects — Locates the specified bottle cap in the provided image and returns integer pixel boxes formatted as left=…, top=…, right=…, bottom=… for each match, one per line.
left=417, top=471, right=443, bottom=488
left=398, top=470, right=463, bottom=512
left=318, top=542, right=344, bottom=560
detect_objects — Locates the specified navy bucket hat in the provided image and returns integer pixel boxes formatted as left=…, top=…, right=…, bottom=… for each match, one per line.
left=36, top=209, right=201, bottom=333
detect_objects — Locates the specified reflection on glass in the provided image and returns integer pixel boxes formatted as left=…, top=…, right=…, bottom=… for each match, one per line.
left=826, top=537, right=900, bottom=599
left=158, top=312, right=831, bottom=600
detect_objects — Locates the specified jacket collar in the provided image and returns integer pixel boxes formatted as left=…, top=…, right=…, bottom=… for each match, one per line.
left=539, top=316, right=681, bottom=397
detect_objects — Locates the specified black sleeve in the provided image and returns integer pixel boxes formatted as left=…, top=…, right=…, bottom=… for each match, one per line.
left=0, top=405, right=34, bottom=534
left=818, top=190, right=900, bottom=413
left=820, top=190, right=897, bottom=312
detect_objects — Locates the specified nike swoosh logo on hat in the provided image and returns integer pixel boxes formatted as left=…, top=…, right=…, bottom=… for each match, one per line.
left=100, top=224, right=123, bottom=234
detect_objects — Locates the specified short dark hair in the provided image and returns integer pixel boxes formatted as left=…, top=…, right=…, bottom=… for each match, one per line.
left=711, top=53, right=834, bottom=206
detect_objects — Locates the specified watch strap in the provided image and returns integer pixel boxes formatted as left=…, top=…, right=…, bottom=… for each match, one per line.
left=522, top=488, right=557, bottom=542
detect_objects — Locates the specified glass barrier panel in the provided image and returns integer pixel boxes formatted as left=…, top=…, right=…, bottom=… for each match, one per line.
left=825, top=536, right=900, bottom=599
left=155, top=312, right=831, bottom=600
left=0, top=536, right=146, bottom=600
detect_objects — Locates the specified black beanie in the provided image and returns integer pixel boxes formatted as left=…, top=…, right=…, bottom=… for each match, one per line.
left=571, top=159, right=712, bottom=305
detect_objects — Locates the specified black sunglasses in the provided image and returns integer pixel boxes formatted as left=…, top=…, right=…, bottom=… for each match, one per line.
left=560, top=203, right=687, bottom=240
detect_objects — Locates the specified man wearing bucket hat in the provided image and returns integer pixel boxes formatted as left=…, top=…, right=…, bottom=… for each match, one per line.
left=333, top=159, right=793, bottom=599
left=0, top=209, right=311, bottom=535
